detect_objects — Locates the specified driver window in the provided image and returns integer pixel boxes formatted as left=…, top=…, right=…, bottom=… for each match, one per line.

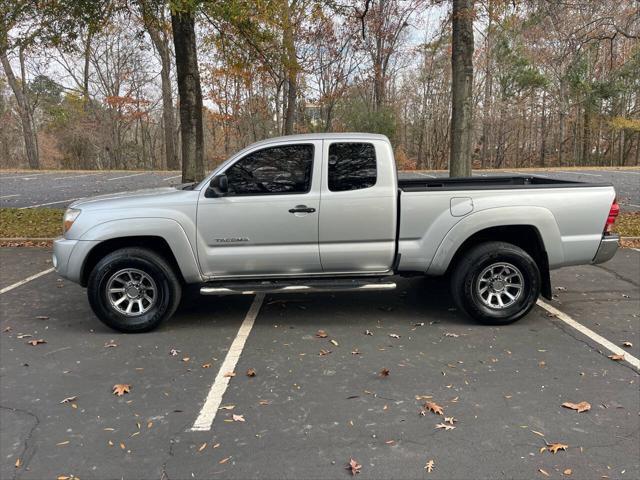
left=225, top=144, right=314, bottom=196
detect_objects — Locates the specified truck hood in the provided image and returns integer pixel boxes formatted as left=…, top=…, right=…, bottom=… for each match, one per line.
left=69, top=186, right=195, bottom=210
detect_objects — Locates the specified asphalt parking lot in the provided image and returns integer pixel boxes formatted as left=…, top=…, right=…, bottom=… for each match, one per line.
left=1, top=247, right=638, bottom=479
left=1, top=168, right=639, bottom=211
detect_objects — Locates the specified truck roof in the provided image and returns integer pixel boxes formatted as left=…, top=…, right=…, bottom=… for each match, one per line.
left=248, top=132, right=391, bottom=148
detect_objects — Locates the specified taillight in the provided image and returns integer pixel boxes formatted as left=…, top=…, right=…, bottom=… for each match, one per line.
left=604, top=199, right=619, bottom=234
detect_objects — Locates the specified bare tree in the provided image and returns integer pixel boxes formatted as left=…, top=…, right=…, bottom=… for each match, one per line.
left=450, top=0, right=474, bottom=177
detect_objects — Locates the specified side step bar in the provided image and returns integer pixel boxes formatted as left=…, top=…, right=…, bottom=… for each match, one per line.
left=200, top=279, right=397, bottom=296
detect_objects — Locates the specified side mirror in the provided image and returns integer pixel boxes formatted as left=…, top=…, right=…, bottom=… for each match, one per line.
left=207, top=174, right=228, bottom=197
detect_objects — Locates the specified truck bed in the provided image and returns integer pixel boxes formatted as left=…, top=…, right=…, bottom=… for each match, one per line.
left=398, top=175, right=608, bottom=192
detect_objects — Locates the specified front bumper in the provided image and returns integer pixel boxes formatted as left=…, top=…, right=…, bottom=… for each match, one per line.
left=53, top=237, right=99, bottom=284
left=592, top=234, right=619, bottom=264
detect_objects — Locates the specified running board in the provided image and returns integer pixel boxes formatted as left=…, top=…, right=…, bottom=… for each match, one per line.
left=200, top=279, right=397, bottom=296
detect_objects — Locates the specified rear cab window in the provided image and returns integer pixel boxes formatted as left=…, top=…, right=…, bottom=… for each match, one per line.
left=328, top=143, right=377, bottom=192
left=225, top=144, right=314, bottom=195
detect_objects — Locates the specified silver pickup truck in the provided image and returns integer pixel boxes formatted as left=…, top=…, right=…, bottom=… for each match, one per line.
left=53, top=133, right=620, bottom=332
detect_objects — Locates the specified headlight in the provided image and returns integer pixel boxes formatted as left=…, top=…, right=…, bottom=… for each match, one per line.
left=63, top=208, right=81, bottom=234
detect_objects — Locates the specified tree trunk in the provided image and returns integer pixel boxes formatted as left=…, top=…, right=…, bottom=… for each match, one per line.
left=480, top=0, right=493, bottom=169
left=282, top=1, right=297, bottom=135
left=0, top=47, right=39, bottom=169
left=142, top=1, right=180, bottom=171
left=171, top=10, right=204, bottom=183
left=539, top=90, right=546, bottom=167
left=151, top=27, right=179, bottom=171
left=449, top=0, right=474, bottom=178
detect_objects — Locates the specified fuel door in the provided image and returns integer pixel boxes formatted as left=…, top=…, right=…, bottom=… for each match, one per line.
left=450, top=197, right=474, bottom=217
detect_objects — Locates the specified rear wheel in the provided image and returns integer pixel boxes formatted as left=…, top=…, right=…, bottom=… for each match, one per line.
left=88, top=247, right=181, bottom=333
left=451, top=241, right=540, bottom=325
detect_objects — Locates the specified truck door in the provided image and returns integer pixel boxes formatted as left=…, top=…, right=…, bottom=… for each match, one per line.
left=318, top=140, right=397, bottom=273
left=197, top=141, right=322, bottom=277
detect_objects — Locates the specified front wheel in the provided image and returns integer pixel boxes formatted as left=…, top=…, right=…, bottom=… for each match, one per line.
left=451, top=241, right=540, bottom=325
left=87, top=247, right=181, bottom=333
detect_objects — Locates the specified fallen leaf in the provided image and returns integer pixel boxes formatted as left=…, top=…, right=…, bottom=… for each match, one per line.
left=389, top=333, right=401, bottom=339
left=351, top=349, right=361, bottom=355
left=219, top=405, right=235, bottom=410
left=219, top=456, right=231, bottom=464
left=232, top=414, right=245, bottom=422
left=169, top=348, right=180, bottom=356
left=435, top=423, right=456, bottom=430
left=319, top=349, right=332, bottom=356
left=56, top=441, right=70, bottom=446
left=198, top=442, right=207, bottom=452
left=425, top=459, right=435, bottom=472
left=246, top=368, right=256, bottom=377
left=548, top=442, right=568, bottom=454
left=539, top=468, right=549, bottom=477
left=385, top=440, right=395, bottom=445
left=147, top=421, right=153, bottom=429
left=346, top=458, right=362, bottom=476
left=563, top=469, right=572, bottom=476
left=27, top=339, right=46, bottom=346
left=36, top=315, right=49, bottom=320
left=444, top=332, right=459, bottom=338
left=315, top=330, right=328, bottom=338
left=608, top=353, right=625, bottom=361
left=622, top=341, right=632, bottom=348
left=424, top=401, right=444, bottom=416
left=120, top=442, right=126, bottom=450
left=15, top=458, right=21, bottom=468
left=364, top=330, right=373, bottom=336
left=104, top=340, right=118, bottom=348
left=259, top=399, right=271, bottom=405
left=212, top=443, right=220, bottom=448
left=531, top=430, right=545, bottom=437
left=59, top=396, right=77, bottom=404
left=413, top=322, right=425, bottom=327
left=562, top=401, right=591, bottom=413
left=379, top=368, right=390, bottom=377
left=2, top=326, right=11, bottom=332
left=444, top=416, right=457, bottom=424
left=223, top=371, right=236, bottom=377
left=202, top=363, right=212, bottom=368
left=112, top=384, right=131, bottom=396
left=330, top=339, right=339, bottom=346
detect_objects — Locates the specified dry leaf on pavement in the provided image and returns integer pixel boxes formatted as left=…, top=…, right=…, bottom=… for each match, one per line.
left=319, top=349, right=332, bottom=356
left=444, top=416, right=457, bottom=424
left=608, top=353, right=625, bottom=361
left=112, top=384, right=131, bottom=396
left=202, top=363, right=211, bottom=368
left=435, top=423, right=456, bottom=431
left=59, top=396, right=77, bottom=404
left=622, top=341, right=633, bottom=348
left=223, top=371, right=236, bottom=377
left=198, top=442, right=207, bottom=452
left=330, top=339, right=339, bottom=346
left=425, top=459, right=435, bottom=472
left=346, top=458, right=362, bottom=475
left=379, top=368, right=390, bottom=377
left=246, top=368, right=256, bottom=377
left=444, top=332, right=459, bottom=338
left=547, top=442, right=568, bottom=454
left=104, top=340, right=118, bottom=348
left=27, top=339, right=46, bottom=346
left=315, top=330, right=328, bottom=338
left=424, top=401, right=444, bottom=415
left=389, top=333, right=400, bottom=339
left=539, top=468, right=550, bottom=477
left=232, top=414, right=245, bottom=422
left=364, top=330, right=373, bottom=336
left=561, top=401, right=591, bottom=413
left=563, top=469, right=572, bottom=475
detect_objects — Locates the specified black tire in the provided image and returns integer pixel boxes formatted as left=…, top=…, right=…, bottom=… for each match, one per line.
left=451, top=241, right=540, bottom=325
left=87, top=247, right=181, bottom=333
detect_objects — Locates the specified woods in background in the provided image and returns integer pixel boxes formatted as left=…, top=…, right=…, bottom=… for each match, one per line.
left=1, top=0, right=638, bottom=178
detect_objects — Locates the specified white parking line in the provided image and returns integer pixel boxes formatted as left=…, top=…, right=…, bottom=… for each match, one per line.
left=19, top=198, right=80, bottom=209
left=163, top=175, right=182, bottom=181
left=537, top=299, right=639, bottom=371
left=0, top=268, right=55, bottom=294
left=107, top=172, right=147, bottom=181
left=555, top=170, right=602, bottom=177
left=191, top=293, right=265, bottom=431
left=53, top=173, right=99, bottom=180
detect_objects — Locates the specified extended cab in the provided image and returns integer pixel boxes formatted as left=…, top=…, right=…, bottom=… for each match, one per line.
left=53, top=133, right=620, bottom=332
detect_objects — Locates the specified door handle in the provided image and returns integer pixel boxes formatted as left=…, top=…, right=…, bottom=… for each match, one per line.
left=289, top=205, right=316, bottom=214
